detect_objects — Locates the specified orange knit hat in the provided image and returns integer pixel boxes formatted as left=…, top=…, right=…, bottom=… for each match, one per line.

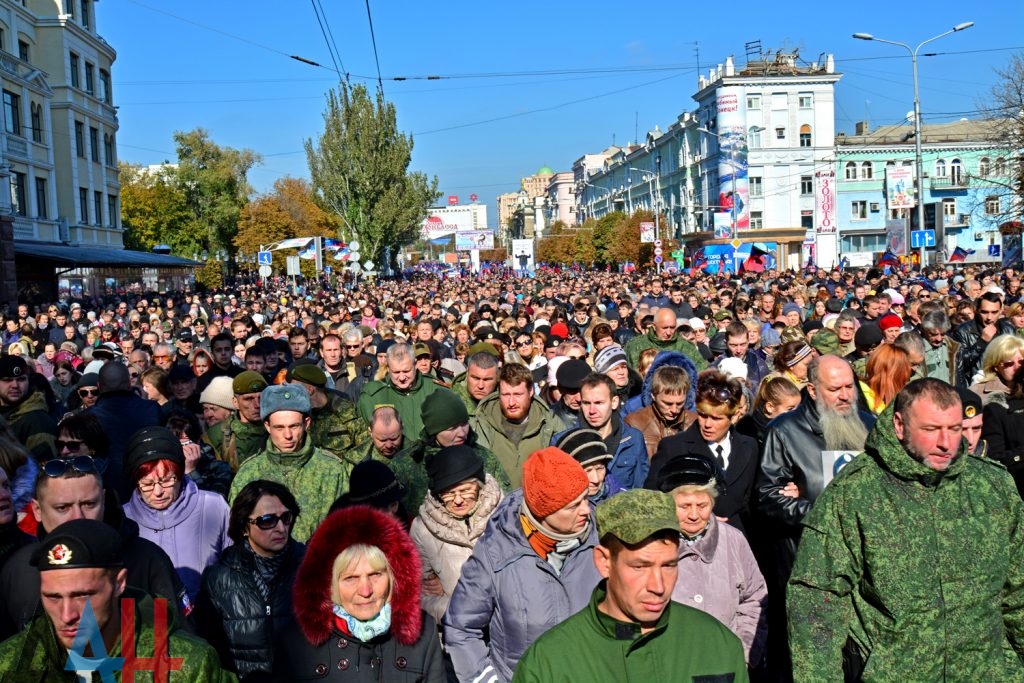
left=522, top=447, right=590, bottom=518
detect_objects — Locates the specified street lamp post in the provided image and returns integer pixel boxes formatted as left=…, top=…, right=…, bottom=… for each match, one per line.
left=854, top=21, right=974, bottom=270
left=655, top=153, right=662, bottom=274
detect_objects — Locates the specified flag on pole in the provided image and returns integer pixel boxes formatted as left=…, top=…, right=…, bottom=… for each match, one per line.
left=948, top=246, right=975, bottom=263
left=743, top=244, right=768, bottom=273
left=690, top=248, right=708, bottom=275
left=877, top=249, right=901, bottom=269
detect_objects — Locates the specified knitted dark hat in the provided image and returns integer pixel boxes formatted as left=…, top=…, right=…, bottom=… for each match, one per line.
left=421, top=388, right=469, bottom=437
left=426, top=445, right=485, bottom=495
left=124, top=425, right=184, bottom=475
left=553, top=428, right=613, bottom=467
left=556, top=359, right=591, bottom=391
left=855, top=324, right=883, bottom=350
left=522, top=447, right=588, bottom=518
left=347, top=460, right=406, bottom=507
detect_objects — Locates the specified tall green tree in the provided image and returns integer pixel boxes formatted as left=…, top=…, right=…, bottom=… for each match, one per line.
left=119, top=163, right=191, bottom=252
left=305, top=83, right=440, bottom=270
left=173, top=128, right=260, bottom=256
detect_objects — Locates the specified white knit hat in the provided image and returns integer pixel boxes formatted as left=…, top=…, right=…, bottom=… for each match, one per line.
left=199, top=375, right=234, bottom=411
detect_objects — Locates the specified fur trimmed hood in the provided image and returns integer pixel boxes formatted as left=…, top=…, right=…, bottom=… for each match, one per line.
left=293, top=505, right=423, bottom=647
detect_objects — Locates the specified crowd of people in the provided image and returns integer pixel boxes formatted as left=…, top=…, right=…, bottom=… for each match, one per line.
left=1, top=261, right=1024, bottom=681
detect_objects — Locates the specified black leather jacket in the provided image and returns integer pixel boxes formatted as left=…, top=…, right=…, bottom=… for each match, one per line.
left=949, top=318, right=1015, bottom=388
left=195, top=540, right=305, bottom=679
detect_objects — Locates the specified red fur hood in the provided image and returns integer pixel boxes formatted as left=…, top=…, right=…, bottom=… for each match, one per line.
left=293, top=505, right=423, bottom=647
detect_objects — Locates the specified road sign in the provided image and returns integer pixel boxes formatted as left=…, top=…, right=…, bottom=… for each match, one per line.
left=654, top=239, right=663, bottom=248
left=257, top=251, right=273, bottom=266
left=258, top=265, right=272, bottom=277
left=654, top=255, right=663, bottom=264
left=286, top=256, right=301, bottom=276
left=731, top=239, right=742, bottom=249
left=654, top=247, right=663, bottom=256
left=910, top=230, right=936, bottom=248
left=324, top=265, right=332, bottom=274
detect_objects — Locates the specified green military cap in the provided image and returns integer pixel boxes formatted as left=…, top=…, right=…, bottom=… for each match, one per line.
left=288, top=361, right=327, bottom=388
left=595, top=489, right=680, bottom=545
left=467, top=341, right=500, bottom=358
left=809, top=328, right=839, bottom=356
left=233, top=370, right=268, bottom=395
left=713, top=309, right=734, bottom=322
left=31, top=519, right=123, bottom=571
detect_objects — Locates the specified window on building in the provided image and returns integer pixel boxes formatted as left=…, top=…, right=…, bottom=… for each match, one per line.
left=775, top=127, right=785, bottom=140
left=747, top=94, right=761, bottom=110
left=748, top=126, right=762, bottom=148
left=103, top=133, right=114, bottom=166
left=84, top=62, right=95, bottom=94
left=995, top=157, right=1007, bottom=176
left=10, top=173, right=26, bottom=216
left=89, top=127, right=99, bottom=162
left=934, top=159, right=947, bottom=177
left=107, top=194, right=118, bottom=228
left=749, top=176, right=763, bottom=198
left=79, top=187, right=89, bottom=223
left=799, top=124, right=812, bottom=148
left=860, top=162, right=873, bottom=180
left=3, top=90, right=21, bottom=136
left=80, top=0, right=90, bottom=28
left=35, top=177, right=47, bottom=218
left=30, top=102, right=42, bottom=142
left=950, top=158, right=964, bottom=184
left=986, top=196, right=1001, bottom=215
left=69, top=52, right=80, bottom=88
left=845, top=162, right=858, bottom=180
left=886, top=160, right=897, bottom=169
left=74, top=121, right=84, bottom=157
left=799, top=93, right=813, bottom=108
left=979, top=157, right=990, bottom=176
left=841, top=233, right=887, bottom=252
left=800, top=176, right=813, bottom=195
left=943, top=199, right=957, bottom=218
left=0, top=28, right=5, bottom=50
left=852, top=200, right=868, bottom=220
left=750, top=211, right=763, bottom=229
left=99, top=70, right=111, bottom=103
left=18, top=40, right=29, bottom=62
left=94, top=191, right=102, bottom=225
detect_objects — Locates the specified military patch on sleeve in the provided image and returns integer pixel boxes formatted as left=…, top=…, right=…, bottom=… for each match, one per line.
left=692, top=675, right=735, bottom=683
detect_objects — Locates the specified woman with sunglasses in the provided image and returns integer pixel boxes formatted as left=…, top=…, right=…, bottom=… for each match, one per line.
left=122, top=426, right=230, bottom=603
left=195, top=480, right=303, bottom=680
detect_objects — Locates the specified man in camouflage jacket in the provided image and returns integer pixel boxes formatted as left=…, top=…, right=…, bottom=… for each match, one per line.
left=202, top=371, right=268, bottom=471
left=789, top=378, right=1024, bottom=682
left=287, top=362, right=369, bottom=474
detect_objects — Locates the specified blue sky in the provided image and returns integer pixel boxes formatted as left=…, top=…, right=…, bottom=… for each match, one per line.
left=106, top=1, right=1024, bottom=227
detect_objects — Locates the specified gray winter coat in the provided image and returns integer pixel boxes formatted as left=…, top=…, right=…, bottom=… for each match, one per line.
left=443, top=490, right=600, bottom=683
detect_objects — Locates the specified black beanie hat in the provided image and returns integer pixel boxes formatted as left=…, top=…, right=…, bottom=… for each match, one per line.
left=427, top=445, right=485, bottom=495
left=124, top=426, right=184, bottom=475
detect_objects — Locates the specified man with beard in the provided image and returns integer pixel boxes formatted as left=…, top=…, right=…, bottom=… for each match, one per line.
left=755, top=354, right=875, bottom=681
left=789, top=379, right=1024, bottom=682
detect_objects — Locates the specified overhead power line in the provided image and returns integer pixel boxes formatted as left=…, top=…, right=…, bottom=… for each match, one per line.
left=364, top=0, right=385, bottom=94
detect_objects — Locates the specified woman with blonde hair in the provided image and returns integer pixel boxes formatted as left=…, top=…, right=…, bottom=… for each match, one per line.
left=970, top=333, right=1024, bottom=406
left=859, top=344, right=913, bottom=414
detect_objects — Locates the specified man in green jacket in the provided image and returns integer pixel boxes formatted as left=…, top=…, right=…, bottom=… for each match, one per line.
left=202, top=371, right=268, bottom=470
left=789, top=378, right=1024, bottom=682
left=287, top=362, right=368, bottom=472
left=472, top=363, right=556, bottom=488
left=513, top=489, right=747, bottom=682
left=229, top=384, right=348, bottom=543
left=0, top=519, right=234, bottom=682
left=359, top=405, right=429, bottom=516
left=357, top=342, right=444, bottom=442
left=623, top=308, right=707, bottom=372
left=0, top=355, right=58, bottom=461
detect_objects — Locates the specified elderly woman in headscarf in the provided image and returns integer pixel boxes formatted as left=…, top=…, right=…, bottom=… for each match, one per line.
left=410, top=445, right=503, bottom=622
left=653, top=453, right=768, bottom=667
left=276, top=505, right=445, bottom=681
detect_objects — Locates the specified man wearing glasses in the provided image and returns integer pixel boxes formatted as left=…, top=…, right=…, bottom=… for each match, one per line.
left=0, top=356, right=57, bottom=462
left=0, top=455, right=185, bottom=640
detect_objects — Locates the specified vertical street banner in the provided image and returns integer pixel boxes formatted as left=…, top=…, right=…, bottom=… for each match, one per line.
left=886, top=218, right=908, bottom=256
left=885, top=166, right=915, bottom=211
left=814, top=170, right=836, bottom=234
left=714, top=87, right=749, bottom=231
left=639, top=221, right=656, bottom=243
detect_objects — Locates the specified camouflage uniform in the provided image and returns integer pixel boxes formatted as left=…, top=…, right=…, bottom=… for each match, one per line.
left=0, top=390, right=58, bottom=461
left=229, top=436, right=347, bottom=543
left=360, top=439, right=429, bottom=516
left=449, top=372, right=482, bottom=416
left=308, top=389, right=370, bottom=473
left=788, top=401, right=1024, bottom=682
left=0, top=588, right=236, bottom=682
left=203, top=415, right=268, bottom=470
left=356, top=372, right=446, bottom=443
left=624, top=328, right=708, bottom=373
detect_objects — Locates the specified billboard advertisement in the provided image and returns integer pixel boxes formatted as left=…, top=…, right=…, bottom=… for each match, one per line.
left=885, top=166, right=915, bottom=210
left=886, top=218, right=908, bottom=256
left=713, top=87, right=749, bottom=231
left=814, top=170, right=837, bottom=234
left=455, top=231, right=495, bottom=250
left=421, top=208, right=476, bottom=239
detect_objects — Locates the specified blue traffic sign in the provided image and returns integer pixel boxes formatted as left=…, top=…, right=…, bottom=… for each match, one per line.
left=910, top=230, right=935, bottom=249
left=257, top=251, right=273, bottom=266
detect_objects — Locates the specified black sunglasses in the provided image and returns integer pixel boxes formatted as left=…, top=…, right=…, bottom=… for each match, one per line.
left=78, top=388, right=99, bottom=397
left=248, top=511, right=295, bottom=530
left=43, top=455, right=102, bottom=477
left=55, top=438, right=86, bottom=452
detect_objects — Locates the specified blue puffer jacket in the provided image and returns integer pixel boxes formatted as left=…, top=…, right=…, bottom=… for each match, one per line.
left=620, top=350, right=699, bottom=418
left=551, top=416, right=650, bottom=490
left=443, top=490, right=600, bottom=683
